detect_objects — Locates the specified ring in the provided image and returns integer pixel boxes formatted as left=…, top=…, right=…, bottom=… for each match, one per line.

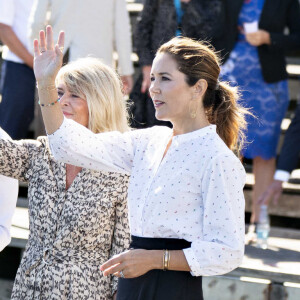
left=120, top=270, right=125, bottom=278
left=59, top=47, right=64, bottom=52
left=40, top=49, right=46, bottom=53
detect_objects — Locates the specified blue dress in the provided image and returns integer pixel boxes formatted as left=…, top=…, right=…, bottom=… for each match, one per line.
left=221, top=0, right=289, bottom=160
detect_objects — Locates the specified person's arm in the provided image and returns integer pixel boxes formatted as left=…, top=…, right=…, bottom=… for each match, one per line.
left=34, top=27, right=136, bottom=174
left=0, top=23, right=33, bottom=68
left=0, top=127, right=42, bottom=182
left=109, top=175, right=131, bottom=296
left=268, top=0, right=300, bottom=50
left=182, top=154, right=246, bottom=276
left=0, top=175, right=18, bottom=252
left=247, top=0, right=300, bottom=49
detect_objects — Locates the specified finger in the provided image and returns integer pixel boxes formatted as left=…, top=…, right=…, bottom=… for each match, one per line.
left=39, top=30, right=46, bottom=51
left=55, top=44, right=64, bottom=64
left=57, top=31, right=65, bottom=50
left=46, top=25, right=54, bottom=50
left=100, top=256, right=122, bottom=271
left=103, top=263, right=124, bottom=277
left=33, top=39, right=40, bottom=57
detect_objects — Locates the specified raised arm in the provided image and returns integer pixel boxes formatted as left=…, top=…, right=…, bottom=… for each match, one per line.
left=34, top=26, right=136, bottom=174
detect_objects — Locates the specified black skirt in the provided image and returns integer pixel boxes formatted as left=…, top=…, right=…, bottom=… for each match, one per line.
left=116, top=236, right=203, bottom=300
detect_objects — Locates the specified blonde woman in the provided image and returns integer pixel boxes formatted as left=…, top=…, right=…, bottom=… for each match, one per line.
left=35, top=27, right=247, bottom=300
left=0, top=57, right=130, bottom=299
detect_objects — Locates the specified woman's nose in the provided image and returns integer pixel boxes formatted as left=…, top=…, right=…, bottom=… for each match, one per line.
left=59, top=95, right=69, bottom=106
left=149, top=79, right=160, bottom=94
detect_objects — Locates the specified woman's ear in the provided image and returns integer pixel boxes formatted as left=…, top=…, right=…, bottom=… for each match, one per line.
left=194, top=79, right=208, bottom=98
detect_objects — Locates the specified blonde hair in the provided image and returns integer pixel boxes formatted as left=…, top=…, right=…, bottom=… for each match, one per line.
left=56, top=57, right=129, bottom=134
left=158, top=37, right=249, bottom=152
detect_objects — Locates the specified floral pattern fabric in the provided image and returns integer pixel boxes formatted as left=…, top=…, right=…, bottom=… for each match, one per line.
left=0, top=131, right=130, bottom=300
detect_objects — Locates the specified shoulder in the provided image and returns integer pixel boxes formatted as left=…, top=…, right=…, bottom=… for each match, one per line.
left=129, top=125, right=172, bottom=142
left=204, top=133, right=245, bottom=172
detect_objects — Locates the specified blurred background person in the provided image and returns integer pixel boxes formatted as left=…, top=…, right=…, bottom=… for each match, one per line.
left=214, top=0, right=300, bottom=241
left=259, top=102, right=300, bottom=205
left=130, top=0, right=223, bottom=128
left=0, top=0, right=35, bottom=139
left=28, top=0, right=134, bottom=95
left=0, top=124, right=18, bottom=252
left=0, top=57, right=130, bottom=300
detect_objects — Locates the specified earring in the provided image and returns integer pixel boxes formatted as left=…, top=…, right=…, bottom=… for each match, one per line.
left=189, top=101, right=198, bottom=119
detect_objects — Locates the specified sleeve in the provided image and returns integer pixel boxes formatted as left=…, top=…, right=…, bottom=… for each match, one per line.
left=0, top=0, right=15, bottom=26
left=109, top=175, right=131, bottom=296
left=183, top=153, right=246, bottom=276
left=27, top=0, right=50, bottom=53
left=269, top=0, right=300, bottom=50
left=48, top=117, right=137, bottom=175
left=0, top=127, right=43, bottom=182
left=0, top=174, right=18, bottom=252
left=276, top=103, right=300, bottom=174
left=114, top=0, right=134, bottom=76
left=135, top=0, right=157, bottom=67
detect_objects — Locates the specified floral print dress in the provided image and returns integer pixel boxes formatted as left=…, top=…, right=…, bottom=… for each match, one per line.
left=0, top=132, right=130, bottom=300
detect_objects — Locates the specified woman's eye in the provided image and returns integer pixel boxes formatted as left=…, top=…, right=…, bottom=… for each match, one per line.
left=72, top=94, right=79, bottom=98
left=162, top=76, right=170, bottom=81
left=57, top=91, right=63, bottom=98
left=150, top=77, right=155, bottom=82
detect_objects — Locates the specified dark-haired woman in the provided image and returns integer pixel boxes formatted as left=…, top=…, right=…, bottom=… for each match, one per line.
left=214, top=0, right=300, bottom=236
left=34, top=27, right=247, bottom=300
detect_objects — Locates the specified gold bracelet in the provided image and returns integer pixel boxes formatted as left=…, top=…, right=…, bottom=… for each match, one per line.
left=163, top=250, right=169, bottom=271
left=167, top=250, right=170, bottom=270
left=163, top=249, right=166, bottom=271
left=38, top=98, right=60, bottom=107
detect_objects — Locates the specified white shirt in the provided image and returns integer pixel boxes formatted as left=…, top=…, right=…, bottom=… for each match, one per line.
left=0, top=128, right=19, bottom=252
left=49, top=118, right=246, bottom=276
left=274, top=169, right=290, bottom=182
left=0, top=0, right=34, bottom=63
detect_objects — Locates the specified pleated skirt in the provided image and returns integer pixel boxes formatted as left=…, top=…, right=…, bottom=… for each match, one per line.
left=116, top=235, right=203, bottom=300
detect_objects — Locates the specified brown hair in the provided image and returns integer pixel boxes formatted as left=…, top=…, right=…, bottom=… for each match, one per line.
left=157, top=37, right=249, bottom=153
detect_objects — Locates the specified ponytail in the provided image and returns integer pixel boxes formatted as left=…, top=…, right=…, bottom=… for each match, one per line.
left=203, top=81, right=248, bottom=153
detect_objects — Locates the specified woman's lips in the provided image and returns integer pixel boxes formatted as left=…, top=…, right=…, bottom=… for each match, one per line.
left=153, top=100, right=165, bottom=108
left=62, top=111, right=73, bottom=116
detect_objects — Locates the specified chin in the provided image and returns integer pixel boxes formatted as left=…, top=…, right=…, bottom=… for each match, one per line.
left=155, top=112, right=169, bottom=122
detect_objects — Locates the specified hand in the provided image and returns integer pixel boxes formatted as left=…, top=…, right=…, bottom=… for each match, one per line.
left=181, top=0, right=191, bottom=3
left=33, top=25, right=65, bottom=84
left=100, top=249, right=157, bottom=279
left=141, top=65, right=152, bottom=94
left=121, top=75, right=133, bottom=95
left=245, top=30, right=270, bottom=47
left=258, top=180, right=283, bottom=206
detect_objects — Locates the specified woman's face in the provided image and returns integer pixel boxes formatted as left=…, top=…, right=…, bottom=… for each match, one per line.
left=149, top=53, right=196, bottom=124
left=57, top=82, right=89, bottom=128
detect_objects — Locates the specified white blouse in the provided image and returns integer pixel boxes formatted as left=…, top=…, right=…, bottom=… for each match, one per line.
left=49, top=118, right=246, bottom=276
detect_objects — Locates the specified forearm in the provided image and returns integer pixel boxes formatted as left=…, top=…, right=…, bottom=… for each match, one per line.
left=37, top=81, right=64, bottom=134
left=149, top=250, right=191, bottom=272
left=0, top=24, right=33, bottom=68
